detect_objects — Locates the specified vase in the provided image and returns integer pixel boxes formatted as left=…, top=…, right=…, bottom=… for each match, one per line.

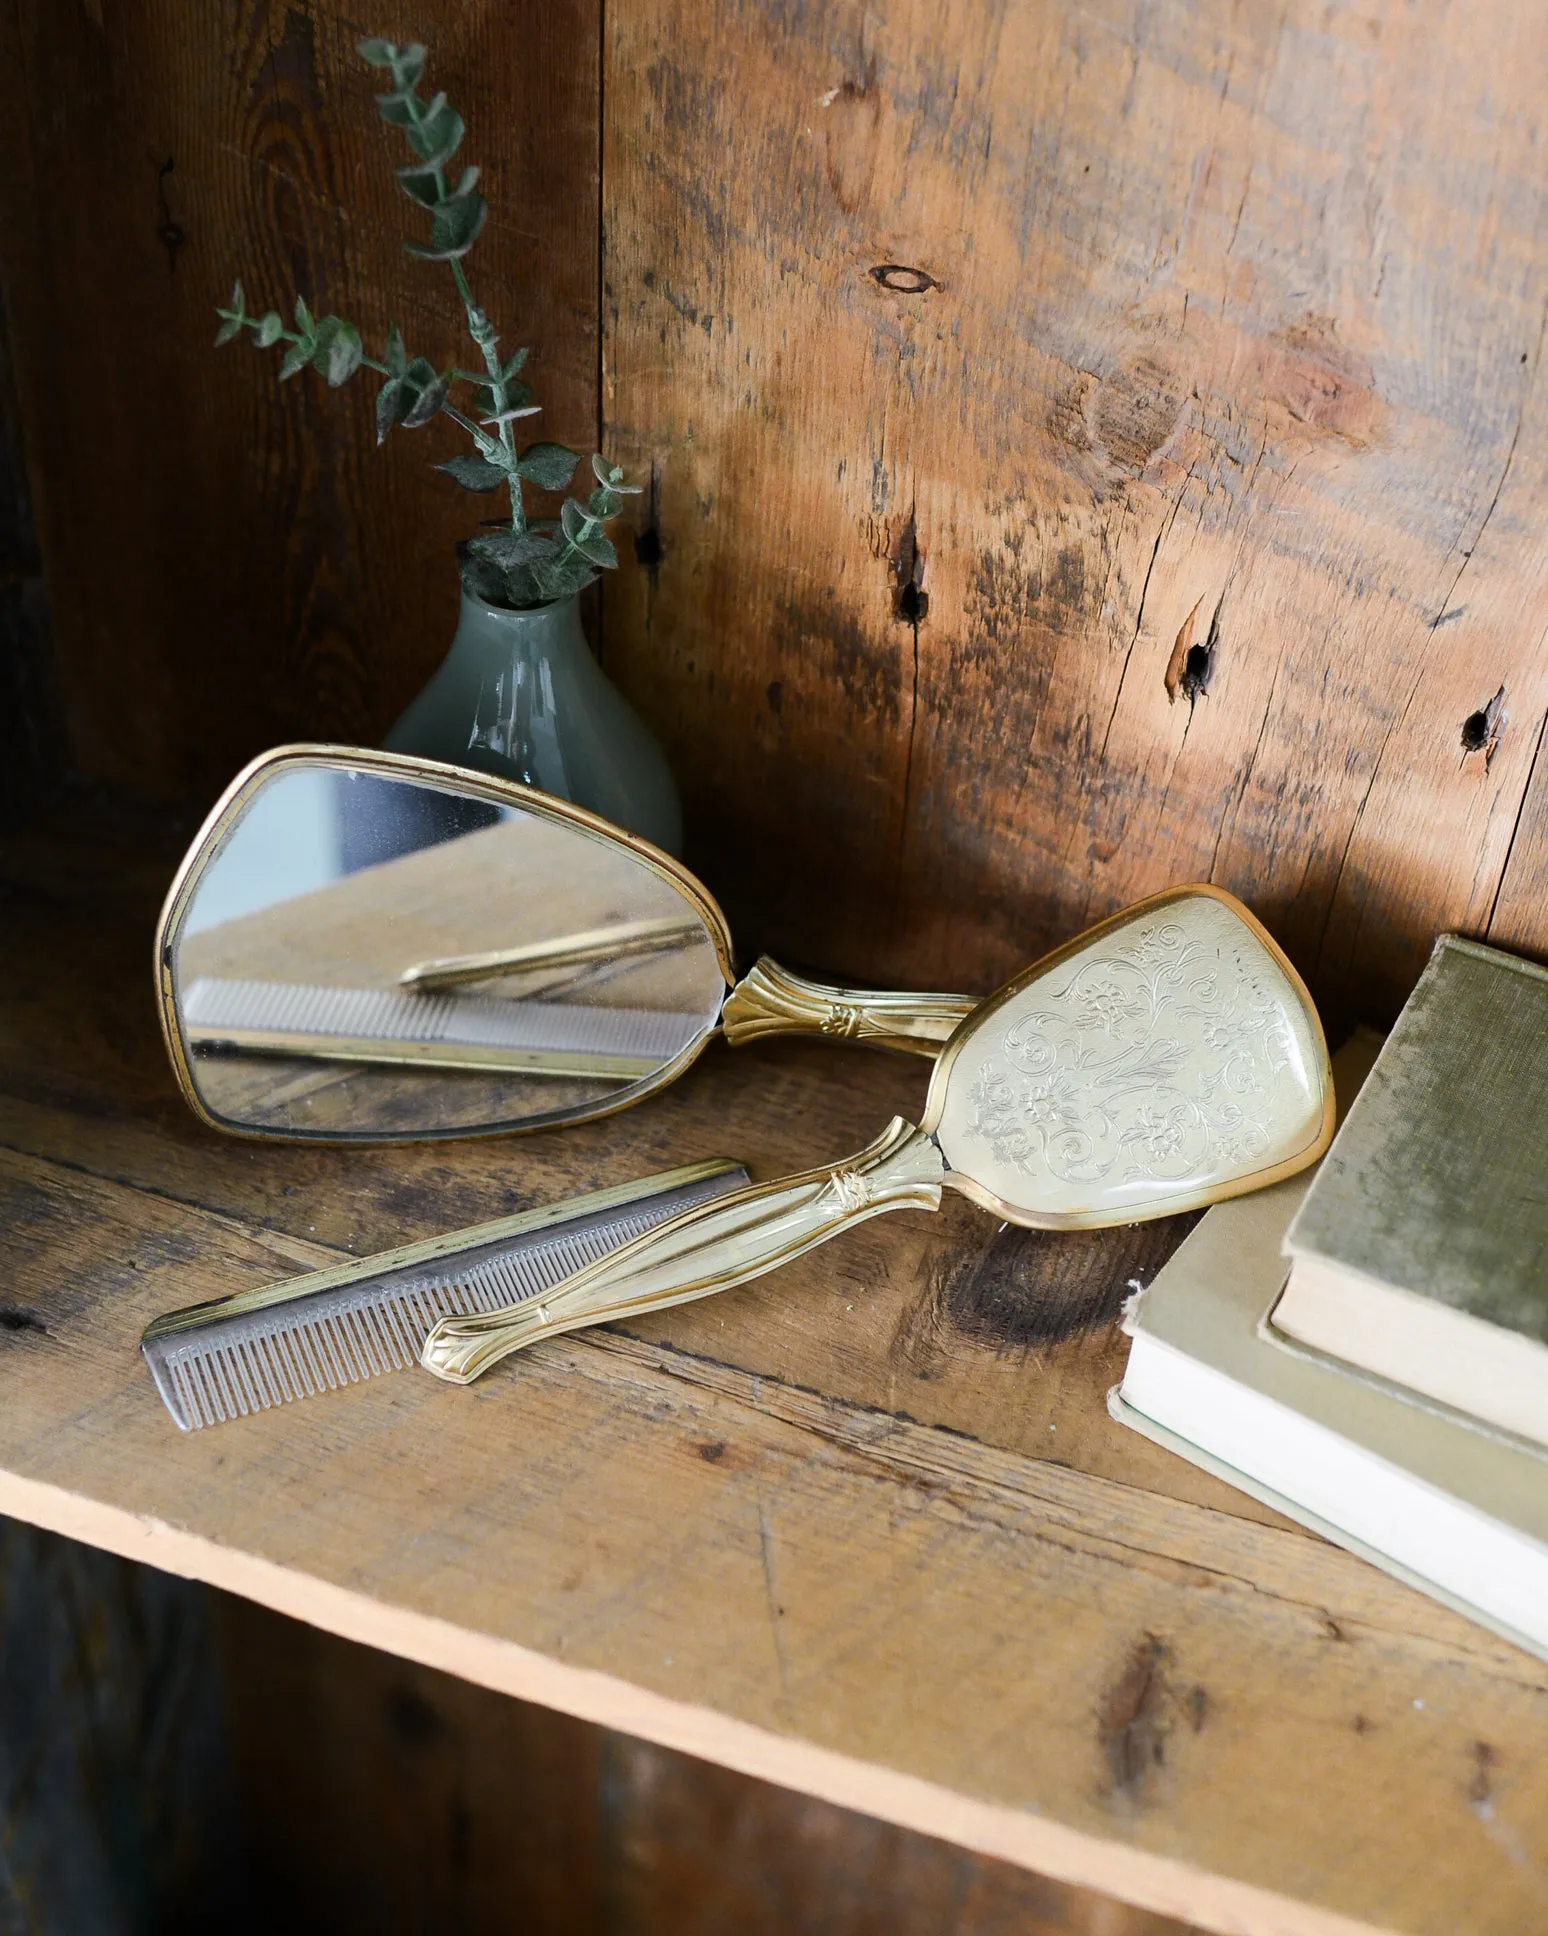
left=384, top=585, right=683, bottom=855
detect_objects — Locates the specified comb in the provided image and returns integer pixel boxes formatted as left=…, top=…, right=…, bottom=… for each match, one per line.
left=181, top=975, right=704, bottom=1079
left=140, top=1159, right=749, bottom=1431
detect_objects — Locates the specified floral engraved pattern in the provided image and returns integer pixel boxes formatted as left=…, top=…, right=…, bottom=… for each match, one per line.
left=958, top=905, right=1313, bottom=1197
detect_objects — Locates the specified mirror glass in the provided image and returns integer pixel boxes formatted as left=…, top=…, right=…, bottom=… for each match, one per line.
left=934, top=892, right=1327, bottom=1222
left=170, top=761, right=727, bottom=1138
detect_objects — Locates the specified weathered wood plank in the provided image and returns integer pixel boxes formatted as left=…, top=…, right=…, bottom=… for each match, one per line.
left=603, top=0, right=1548, bottom=1023
left=1, top=1141, right=1545, bottom=1936
left=0, top=0, right=599, bottom=800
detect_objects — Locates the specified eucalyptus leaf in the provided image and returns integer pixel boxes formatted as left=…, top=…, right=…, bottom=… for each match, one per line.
left=534, top=553, right=597, bottom=603
left=214, top=315, right=243, bottom=347
left=587, top=485, right=622, bottom=520
left=404, top=355, right=437, bottom=389
left=402, top=239, right=478, bottom=264
left=357, top=37, right=399, bottom=66
left=396, top=164, right=443, bottom=208
left=229, top=279, right=246, bottom=315
left=474, top=379, right=533, bottom=416
left=483, top=404, right=542, bottom=426
left=574, top=528, right=618, bottom=569
left=436, top=453, right=508, bottom=492
left=469, top=527, right=555, bottom=567
left=505, top=565, right=550, bottom=607
left=519, top=443, right=581, bottom=491
left=408, top=101, right=463, bottom=166
left=255, top=311, right=284, bottom=347
left=375, top=90, right=418, bottom=126
left=311, top=317, right=363, bottom=387
left=401, top=369, right=450, bottom=427
left=502, top=348, right=529, bottom=380
left=405, top=190, right=485, bottom=261
left=278, top=340, right=311, bottom=381
left=385, top=320, right=407, bottom=379
left=375, top=377, right=406, bottom=443
left=294, top=295, right=313, bottom=335
left=560, top=497, right=590, bottom=541
left=437, top=188, right=485, bottom=247
left=591, top=452, right=643, bottom=493
left=393, top=42, right=427, bottom=86
left=457, top=548, right=511, bottom=606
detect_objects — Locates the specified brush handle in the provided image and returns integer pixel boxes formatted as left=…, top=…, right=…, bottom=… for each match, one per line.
left=399, top=916, right=704, bottom=991
left=720, top=957, right=976, bottom=1057
left=420, top=1117, right=945, bottom=1384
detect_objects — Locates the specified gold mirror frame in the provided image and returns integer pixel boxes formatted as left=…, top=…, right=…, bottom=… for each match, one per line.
left=154, top=744, right=738, bottom=1145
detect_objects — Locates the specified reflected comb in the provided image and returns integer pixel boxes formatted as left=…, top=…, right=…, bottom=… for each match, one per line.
left=181, top=975, right=704, bottom=1079
left=140, top=1160, right=748, bottom=1431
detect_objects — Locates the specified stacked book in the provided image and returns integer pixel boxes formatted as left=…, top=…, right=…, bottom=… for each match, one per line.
left=1113, top=935, right=1548, bottom=1660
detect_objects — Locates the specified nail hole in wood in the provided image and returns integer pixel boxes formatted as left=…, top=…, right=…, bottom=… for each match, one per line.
left=869, top=264, right=940, bottom=295
left=634, top=463, right=665, bottom=587
left=1180, top=641, right=1213, bottom=702
left=1165, top=594, right=1219, bottom=705
left=1461, top=686, right=1505, bottom=764
left=633, top=524, right=663, bottom=577
left=891, top=515, right=928, bottom=623
left=153, top=155, right=185, bottom=273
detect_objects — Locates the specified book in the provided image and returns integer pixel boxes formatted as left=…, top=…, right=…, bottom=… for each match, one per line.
left=1111, top=1033, right=1548, bottom=1661
left=1273, top=936, right=1548, bottom=1451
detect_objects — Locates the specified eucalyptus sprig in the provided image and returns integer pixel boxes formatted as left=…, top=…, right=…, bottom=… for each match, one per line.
left=214, top=36, right=640, bottom=610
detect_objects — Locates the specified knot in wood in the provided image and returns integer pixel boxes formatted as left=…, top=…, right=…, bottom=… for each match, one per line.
left=868, top=264, right=939, bottom=295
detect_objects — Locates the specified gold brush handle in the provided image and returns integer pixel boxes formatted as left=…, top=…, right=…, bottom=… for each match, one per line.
left=400, top=916, right=703, bottom=991
left=720, top=957, right=978, bottom=1057
left=420, top=1117, right=946, bottom=1384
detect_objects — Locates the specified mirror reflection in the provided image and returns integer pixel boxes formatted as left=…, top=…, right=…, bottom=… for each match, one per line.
left=171, top=762, right=727, bottom=1138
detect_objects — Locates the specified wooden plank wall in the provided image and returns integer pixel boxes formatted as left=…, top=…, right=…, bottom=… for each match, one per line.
left=3, top=2, right=1547, bottom=1027
left=603, top=0, right=1548, bottom=1024
left=0, top=0, right=599, bottom=796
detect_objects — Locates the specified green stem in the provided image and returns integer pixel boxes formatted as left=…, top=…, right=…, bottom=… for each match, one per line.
left=396, top=67, right=524, bottom=534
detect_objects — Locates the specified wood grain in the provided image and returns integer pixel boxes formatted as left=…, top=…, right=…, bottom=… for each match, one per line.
left=602, top=0, right=1548, bottom=1025
left=2, top=820, right=1546, bottom=1936
left=0, top=0, right=599, bottom=799
left=8, top=0, right=1548, bottom=1030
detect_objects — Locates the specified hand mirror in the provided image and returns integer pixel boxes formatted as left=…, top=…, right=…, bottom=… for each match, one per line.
left=422, top=887, right=1335, bottom=1380
left=157, top=745, right=976, bottom=1142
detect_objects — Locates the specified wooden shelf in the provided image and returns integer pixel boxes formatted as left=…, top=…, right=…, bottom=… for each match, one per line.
left=1, top=807, right=1543, bottom=1936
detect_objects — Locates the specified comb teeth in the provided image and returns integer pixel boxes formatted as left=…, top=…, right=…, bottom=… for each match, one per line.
left=182, top=975, right=704, bottom=1062
left=143, top=1167, right=748, bottom=1431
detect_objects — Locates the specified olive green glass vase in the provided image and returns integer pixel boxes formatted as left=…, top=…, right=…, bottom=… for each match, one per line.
left=385, top=585, right=683, bottom=855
